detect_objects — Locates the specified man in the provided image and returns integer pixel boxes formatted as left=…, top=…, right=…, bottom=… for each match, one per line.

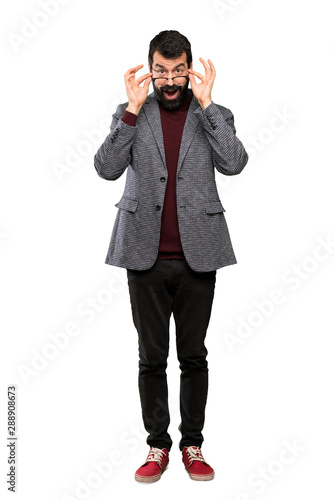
left=94, top=30, right=248, bottom=483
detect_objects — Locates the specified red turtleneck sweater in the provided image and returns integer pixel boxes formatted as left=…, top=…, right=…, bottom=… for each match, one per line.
left=121, top=91, right=192, bottom=260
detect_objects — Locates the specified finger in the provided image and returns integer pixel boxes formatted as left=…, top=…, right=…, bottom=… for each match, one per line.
left=125, top=70, right=145, bottom=83
left=188, top=72, right=196, bottom=83
left=207, top=59, right=216, bottom=70
left=129, top=64, right=144, bottom=73
left=137, top=73, right=153, bottom=84
left=125, top=73, right=137, bottom=84
left=143, top=76, right=152, bottom=89
left=188, top=69, right=204, bottom=80
left=124, top=64, right=144, bottom=77
left=188, top=73, right=198, bottom=88
left=207, top=59, right=216, bottom=77
left=199, top=57, right=212, bottom=75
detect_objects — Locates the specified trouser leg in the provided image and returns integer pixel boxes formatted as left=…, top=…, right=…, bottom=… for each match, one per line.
left=170, top=260, right=216, bottom=451
left=126, top=260, right=173, bottom=451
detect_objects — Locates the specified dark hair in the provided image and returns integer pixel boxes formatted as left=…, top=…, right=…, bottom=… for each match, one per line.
left=148, top=30, right=192, bottom=69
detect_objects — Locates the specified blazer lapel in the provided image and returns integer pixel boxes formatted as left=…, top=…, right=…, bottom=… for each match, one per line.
left=143, top=93, right=167, bottom=171
left=177, top=94, right=200, bottom=175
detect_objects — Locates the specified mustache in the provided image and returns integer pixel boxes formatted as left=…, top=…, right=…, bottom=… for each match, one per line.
left=160, top=85, right=181, bottom=92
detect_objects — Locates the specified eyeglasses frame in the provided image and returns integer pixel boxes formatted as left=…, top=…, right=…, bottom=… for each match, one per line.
left=151, top=75, right=189, bottom=84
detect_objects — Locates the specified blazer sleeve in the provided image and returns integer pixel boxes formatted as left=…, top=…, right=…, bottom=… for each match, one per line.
left=94, top=103, right=137, bottom=180
left=194, top=102, right=248, bottom=175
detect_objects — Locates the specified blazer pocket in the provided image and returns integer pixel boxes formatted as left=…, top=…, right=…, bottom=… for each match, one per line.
left=205, top=201, right=226, bottom=214
left=115, top=196, right=139, bottom=213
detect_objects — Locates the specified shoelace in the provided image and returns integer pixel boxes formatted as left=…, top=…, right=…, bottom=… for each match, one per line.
left=146, top=447, right=167, bottom=466
left=186, top=446, right=206, bottom=463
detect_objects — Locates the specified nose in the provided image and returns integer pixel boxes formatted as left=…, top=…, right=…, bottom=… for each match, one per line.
left=167, top=77, right=174, bottom=86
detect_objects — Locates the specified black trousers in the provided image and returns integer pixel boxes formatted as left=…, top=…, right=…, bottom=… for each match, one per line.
left=126, top=258, right=216, bottom=451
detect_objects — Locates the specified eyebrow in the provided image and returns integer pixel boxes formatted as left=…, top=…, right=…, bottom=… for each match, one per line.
left=154, top=63, right=186, bottom=70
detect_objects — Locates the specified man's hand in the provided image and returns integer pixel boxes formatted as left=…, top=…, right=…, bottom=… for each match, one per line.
left=188, top=58, right=216, bottom=110
left=124, top=64, right=152, bottom=115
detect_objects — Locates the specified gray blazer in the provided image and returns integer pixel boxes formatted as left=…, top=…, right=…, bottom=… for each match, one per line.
left=94, top=89, right=248, bottom=272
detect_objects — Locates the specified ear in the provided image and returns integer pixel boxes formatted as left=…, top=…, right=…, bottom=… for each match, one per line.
left=189, top=61, right=193, bottom=70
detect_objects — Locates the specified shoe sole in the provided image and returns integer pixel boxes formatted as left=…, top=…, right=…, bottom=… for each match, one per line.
left=135, top=463, right=169, bottom=483
left=186, top=469, right=215, bottom=481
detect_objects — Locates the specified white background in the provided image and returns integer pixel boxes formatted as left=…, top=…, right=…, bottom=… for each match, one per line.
left=1, top=0, right=334, bottom=498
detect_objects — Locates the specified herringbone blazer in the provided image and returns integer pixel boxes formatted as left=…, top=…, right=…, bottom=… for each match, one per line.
left=94, top=89, right=248, bottom=272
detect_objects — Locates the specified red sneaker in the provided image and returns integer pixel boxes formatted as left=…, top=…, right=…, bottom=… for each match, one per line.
left=135, top=447, right=169, bottom=483
left=182, top=446, right=215, bottom=481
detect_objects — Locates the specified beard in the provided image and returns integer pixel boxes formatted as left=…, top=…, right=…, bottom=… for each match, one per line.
left=153, top=79, right=190, bottom=111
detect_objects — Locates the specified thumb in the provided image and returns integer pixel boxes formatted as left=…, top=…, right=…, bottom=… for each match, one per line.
left=144, top=76, right=152, bottom=89
left=188, top=73, right=196, bottom=84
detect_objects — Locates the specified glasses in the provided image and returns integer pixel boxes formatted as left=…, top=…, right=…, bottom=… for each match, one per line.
left=152, top=75, right=189, bottom=85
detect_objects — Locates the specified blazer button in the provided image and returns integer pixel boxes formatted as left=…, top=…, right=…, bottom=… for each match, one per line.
left=160, top=177, right=166, bottom=182
left=156, top=205, right=161, bottom=211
